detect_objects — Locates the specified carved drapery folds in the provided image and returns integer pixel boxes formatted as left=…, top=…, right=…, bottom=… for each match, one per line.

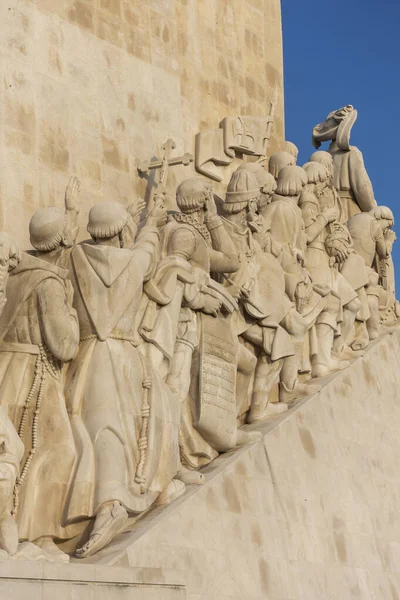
left=0, top=106, right=397, bottom=561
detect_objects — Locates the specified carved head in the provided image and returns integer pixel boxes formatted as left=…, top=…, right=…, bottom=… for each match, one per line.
left=224, top=169, right=260, bottom=217
left=176, top=178, right=212, bottom=214
left=312, top=105, right=358, bottom=151
left=282, top=141, right=299, bottom=161
left=371, top=206, right=394, bottom=232
left=303, top=162, right=328, bottom=194
left=268, top=151, right=296, bottom=180
left=30, top=207, right=69, bottom=252
left=275, top=166, right=308, bottom=198
left=237, top=163, right=276, bottom=209
left=309, top=150, right=334, bottom=180
left=87, top=202, right=129, bottom=247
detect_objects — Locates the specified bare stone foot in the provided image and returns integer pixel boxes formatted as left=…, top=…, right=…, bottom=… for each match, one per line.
left=155, top=479, right=186, bottom=506
left=34, top=537, right=70, bottom=563
left=76, top=502, right=128, bottom=559
left=176, top=467, right=205, bottom=485
left=0, top=514, right=19, bottom=555
left=236, top=429, right=262, bottom=446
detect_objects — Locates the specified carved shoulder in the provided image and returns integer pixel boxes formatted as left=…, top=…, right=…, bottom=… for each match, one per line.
left=167, top=225, right=198, bottom=260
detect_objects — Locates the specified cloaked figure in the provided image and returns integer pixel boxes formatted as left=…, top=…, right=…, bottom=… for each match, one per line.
left=0, top=227, right=79, bottom=562
left=312, top=105, right=377, bottom=220
left=64, top=198, right=184, bottom=558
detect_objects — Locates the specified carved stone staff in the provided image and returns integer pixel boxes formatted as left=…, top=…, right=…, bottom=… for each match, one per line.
left=256, top=87, right=278, bottom=165
left=138, top=139, right=193, bottom=209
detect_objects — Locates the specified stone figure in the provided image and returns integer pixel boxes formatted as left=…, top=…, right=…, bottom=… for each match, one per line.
left=219, top=168, right=320, bottom=422
left=264, top=165, right=349, bottom=377
left=312, top=105, right=377, bottom=220
left=64, top=198, right=185, bottom=559
left=299, top=162, right=363, bottom=358
left=268, top=151, right=296, bottom=180
left=0, top=241, right=79, bottom=562
left=282, top=141, right=299, bottom=162
left=30, top=176, right=81, bottom=269
left=308, top=150, right=346, bottom=223
left=159, top=178, right=259, bottom=470
left=347, top=207, right=398, bottom=335
left=0, top=234, right=24, bottom=557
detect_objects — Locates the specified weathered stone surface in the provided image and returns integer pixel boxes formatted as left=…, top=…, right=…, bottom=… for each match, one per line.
left=0, top=560, right=187, bottom=599
left=76, top=327, right=400, bottom=599
left=0, top=0, right=284, bottom=247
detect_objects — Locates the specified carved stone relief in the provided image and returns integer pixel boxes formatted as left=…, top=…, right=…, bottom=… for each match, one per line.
left=0, top=107, right=397, bottom=562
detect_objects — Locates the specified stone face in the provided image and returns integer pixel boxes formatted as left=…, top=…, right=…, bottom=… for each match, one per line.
left=78, top=328, right=400, bottom=600
left=0, top=0, right=284, bottom=248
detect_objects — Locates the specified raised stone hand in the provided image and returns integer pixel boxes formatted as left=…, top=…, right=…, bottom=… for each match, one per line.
left=146, top=194, right=167, bottom=229
left=204, top=189, right=219, bottom=225
left=65, top=176, right=81, bottom=214
left=127, top=198, right=146, bottom=226
left=64, top=176, right=81, bottom=246
left=0, top=233, right=21, bottom=269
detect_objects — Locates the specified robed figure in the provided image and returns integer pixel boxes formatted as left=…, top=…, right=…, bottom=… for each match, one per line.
left=64, top=200, right=182, bottom=558
left=0, top=253, right=79, bottom=562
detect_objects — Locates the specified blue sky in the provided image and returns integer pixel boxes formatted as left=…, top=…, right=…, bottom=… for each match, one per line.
left=281, top=0, right=400, bottom=281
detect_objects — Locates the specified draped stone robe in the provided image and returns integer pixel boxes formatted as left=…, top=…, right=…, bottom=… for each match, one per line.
left=0, top=254, right=79, bottom=541
left=64, top=228, right=180, bottom=523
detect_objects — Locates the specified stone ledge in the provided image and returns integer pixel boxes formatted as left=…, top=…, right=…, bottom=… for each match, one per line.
left=0, top=560, right=185, bottom=587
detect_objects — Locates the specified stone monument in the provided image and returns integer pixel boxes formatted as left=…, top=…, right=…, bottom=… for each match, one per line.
left=0, top=1, right=400, bottom=599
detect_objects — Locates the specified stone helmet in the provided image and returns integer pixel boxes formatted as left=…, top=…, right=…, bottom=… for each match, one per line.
left=87, top=202, right=129, bottom=238
left=225, top=169, right=260, bottom=203
left=29, top=207, right=67, bottom=251
left=237, top=162, right=277, bottom=196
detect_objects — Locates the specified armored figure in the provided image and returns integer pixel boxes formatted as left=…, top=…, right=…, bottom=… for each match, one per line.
left=347, top=207, right=398, bottom=333
left=161, top=178, right=259, bottom=469
left=220, top=169, right=321, bottom=421
left=300, top=162, right=362, bottom=358
left=265, top=166, right=349, bottom=377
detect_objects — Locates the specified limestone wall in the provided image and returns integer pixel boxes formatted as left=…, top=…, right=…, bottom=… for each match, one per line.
left=81, top=327, right=400, bottom=599
left=0, top=0, right=284, bottom=248
left=0, top=561, right=186, bottom=599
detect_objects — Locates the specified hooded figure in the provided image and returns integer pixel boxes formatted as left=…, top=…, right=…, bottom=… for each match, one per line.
left=64, top=199, right=183, bottom=559
left=0, top=251, right=79, bottom=562
left=312, top=105, right=376, bottom=220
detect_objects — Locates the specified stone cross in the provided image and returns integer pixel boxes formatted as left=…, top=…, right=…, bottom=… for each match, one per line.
left=138, top=139, right=194, bottom=207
